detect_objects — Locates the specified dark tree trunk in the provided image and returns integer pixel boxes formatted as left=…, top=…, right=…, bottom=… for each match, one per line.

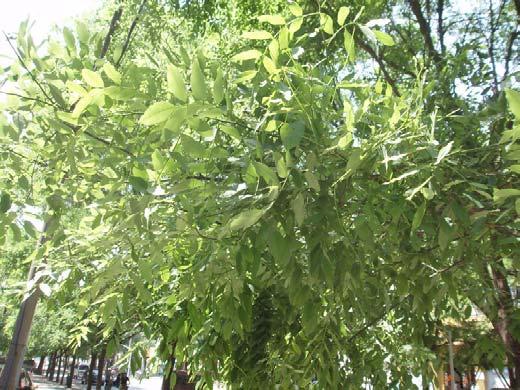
left=55, top=352, right=63, bottom=382
left=48, top=351, right=58, bottom=380
left=61, top=354, right=68, bottom=384
left=67, top=355, right=76, bottom=388
left=36, top=355, right=46, bottom=375
left=87, top=351, right=98, bottom=390
left=96, top=345, right=107, bottom=390
left=491, top=261, right=520, bottom=389
left=161, top=343, right=176, bottom=390
left=46, top=352, right=55, bottom=378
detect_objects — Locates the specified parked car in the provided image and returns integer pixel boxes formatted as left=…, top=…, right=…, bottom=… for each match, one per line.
left=82, top=368, right=100, bottom=384
left=77, top=363, right=89, bottom=380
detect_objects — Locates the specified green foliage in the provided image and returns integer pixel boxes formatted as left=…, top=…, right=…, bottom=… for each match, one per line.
left=1, top=0, right=519, bottom=388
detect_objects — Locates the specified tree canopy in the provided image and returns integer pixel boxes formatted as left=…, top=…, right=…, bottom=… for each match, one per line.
left=1, top=0, right=520, bottom=388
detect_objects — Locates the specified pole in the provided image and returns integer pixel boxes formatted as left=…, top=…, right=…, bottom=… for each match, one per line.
left=448, top=329, right=456, bottom=390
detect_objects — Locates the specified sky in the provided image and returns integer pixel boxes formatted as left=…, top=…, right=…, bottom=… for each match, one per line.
left=0, top=0, right=101, bottom=62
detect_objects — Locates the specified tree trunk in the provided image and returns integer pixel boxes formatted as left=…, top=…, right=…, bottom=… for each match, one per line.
left=96, top=345, right=107, bottom=390
left=87, top=351, right=98, bottom=390
left=67, top=355, right=76, bottom=389
left=0, top=220, right=51, bottom=390
left=161, top=342, right=177, bottom=390
left=36, top=355, right=46, bottom=375
left=49, top=351, right=58, bottom=381
left=55, top=352, right=63, bottom=382
left=61, top=354, right=68, bottom=384
left=491, top=262, right=520, bottom=389
left=46, top=352, right=55, bottom=378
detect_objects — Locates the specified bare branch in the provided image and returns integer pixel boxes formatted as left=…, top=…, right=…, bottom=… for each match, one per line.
left=407, top=0, right=442, bottom=65
left=99, top=7, right=123, bottom=60
left=115, top=0, right=148, bottom=68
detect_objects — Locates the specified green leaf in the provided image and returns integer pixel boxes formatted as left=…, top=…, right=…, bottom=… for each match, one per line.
left=258, top=15, right=286, bottom=25
left=82, top=69, right=104, bottom=88
left=180, top=135, right=206, bottom=157
left=130, top=176, right=148, bottom=192
left=435, top=141, right=453, bottom=165
left=411, top=202, right=426, bottom=232
left=236, top=70, right=258, bottom=83
left=213, top=68, right=225, bottom=104
left=164, top=106, right=187, bottom=134
left=76, top=21, right=89, bottom=43
left=72, top=94, right=92, bottom=118
left=493, top=188, right=520, bottom=203
left=346, top=148, right=362, bottom=174
left=320, top=13, right=334, bottom=35
left=280, top=121, right=305, bottom=149
left=231, top=49, right=262, bottom=62
left=167, top=65, right=188, bottom=102
left=506, top=89, right=520, bottom=119
left=220, top=125, right=240, bottom=139
left=337, top=81, right=369, bottom=89
left=63, top=27, right=75, bottom=50
left=191, top=59, right=207, bottom=101
left=152, top=150, right=166, bottom=171
left=343, top=30, right=356, bottom=62
left=291, top=193, right=305, bottom=226
left=102, top=62, right=121, bottom=84
left=242, top=30, right=273, bottom=40
left=274, top=152, right=288, bottom=178
left=337, top=7, right=350, bottom=26
left=305, top=171, right=320, bottom=191
left=253, top=161, right=280, bottom=186
left=140, top=101, right=175, bottom=125
left=374, top=30, right=395, bottom=46
left=438, top=220, right=452, bottom=250
left=262, top=56, right=278, bottom=74
left=0, top=192, right=11, bottom=213
left=289, top=3, right=303, bottom=17
left=229, top=208, right=265, bottom=231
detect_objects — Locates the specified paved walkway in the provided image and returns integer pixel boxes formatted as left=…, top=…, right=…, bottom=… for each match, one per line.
left=32, top=374, right=81, bottom=389
left=32, top=374, right=162, bottom=390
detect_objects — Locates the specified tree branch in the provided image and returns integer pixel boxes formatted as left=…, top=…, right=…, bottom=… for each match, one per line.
left=436, top=0, right=445, bottom=54
left=407, top=0, right=442, bottom=65
left=99, top=7, right=123, bottom=60
left=355, top=38, right=401, bottom=96
left=115, top=0, right=148, bottom=67
left=3, top=32, right=57, bottom=108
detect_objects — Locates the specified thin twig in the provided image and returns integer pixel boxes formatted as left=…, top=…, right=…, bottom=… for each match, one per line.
left=2, top=31, right=57, bottom=107
left=0, top=90, right=54, bottom=107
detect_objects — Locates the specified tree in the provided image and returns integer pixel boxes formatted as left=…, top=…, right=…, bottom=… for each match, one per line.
left=0, top=0, right=519, bottom=388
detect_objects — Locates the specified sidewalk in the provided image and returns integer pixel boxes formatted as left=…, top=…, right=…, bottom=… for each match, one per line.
left=32, top=374, right=82, bottom=389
